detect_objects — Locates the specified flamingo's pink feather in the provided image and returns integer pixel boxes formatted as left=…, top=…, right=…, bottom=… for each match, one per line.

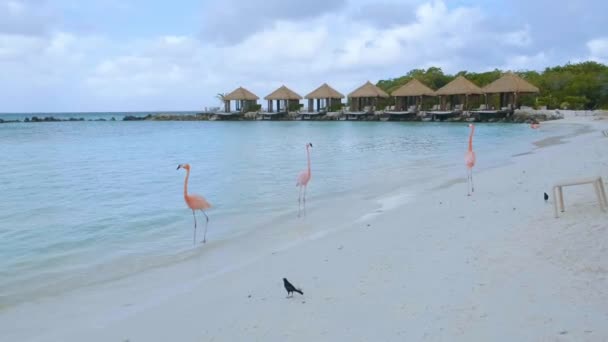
left=185, top=193, right=211, bottom=210
left=465, top=151, right=476, bottom=169
left=296, top=170, right=310, bottom=187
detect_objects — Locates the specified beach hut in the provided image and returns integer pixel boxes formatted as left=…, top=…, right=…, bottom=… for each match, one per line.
left=218, top=87, right=259, bottom=119
left=482, top=72, right=539, bottom=111
left=260, top=85, right=303, bottom=120
left=346, top=81, right=389, bottom=120
left=432, top=76, right=483, bottom=121
left=301, top=83, right=344, bottom=120
left=384, top=79, right=436, bottom=121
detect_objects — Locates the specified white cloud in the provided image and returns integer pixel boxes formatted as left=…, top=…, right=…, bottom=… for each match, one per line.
left=82, top=0, right=543, bottom=109
left=0, top=0, right=604, bottom=112
left=0, top=33, right=42, bottom=60
left=587, top=37, right=608, bottom=63
left=5, top=0, right=26, bottom=14
left=498, top=52, right=548, bottom=71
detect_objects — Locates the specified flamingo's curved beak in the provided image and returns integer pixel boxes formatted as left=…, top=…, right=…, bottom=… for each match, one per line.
left=176, top=164, right=182, bottom=170
left=309, top=142, right=313, bottom=147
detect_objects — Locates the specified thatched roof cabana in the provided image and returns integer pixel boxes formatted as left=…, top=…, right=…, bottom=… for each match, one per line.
left=482, top=73, right=539, bottom=110
left=264, top=85, right=302, bottom=101
left=305, top=83, right=344, bottom=99
left=221, top=86, right=259, bottom=113
left=224, top=87, right=259, bottom=101
left=391, top=79, right=436, bottom=111
left=391, top=79, right=435, bottom=97
left=482, top=73, right=539, bottom=94
left=347, top=81, right=389, bottom=112
left=304, top=83, right=344, bottom=113
left=348, top=81, right=390, bottom=98
left=434, top=76, right=483, bottom=96
left=433, top=76, right=483, bottom=111
left=263, top=85, right=302, bottom=113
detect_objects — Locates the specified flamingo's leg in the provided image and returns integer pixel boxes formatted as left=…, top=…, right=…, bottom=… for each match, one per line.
left=466, top=169, right=471, bottom=196
left=471, top=169, right=475, bottom=193
left=192, top=210, right=197, bottom=246
left=201, top=210, right=209, bottom=243
left=297, top=186, right=303, bottom=217
left=303, top=185, right=307, bottom=216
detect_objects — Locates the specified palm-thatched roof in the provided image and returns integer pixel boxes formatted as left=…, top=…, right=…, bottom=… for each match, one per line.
left=348, top=81, right=389, bottom=98
left=224, top=87, right=259, bottom=101
left=391, top=79, right=435, bottom=97
left=305, top=83, right=344, bottom=99
left=264, top=85, right=302, bottom=100
left=434, top=76, right=483, bottom=96
left=482, top=73, right=540, bottom=94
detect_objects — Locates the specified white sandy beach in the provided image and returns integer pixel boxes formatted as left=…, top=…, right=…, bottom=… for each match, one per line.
left=2, top=113, right=608, bottom=341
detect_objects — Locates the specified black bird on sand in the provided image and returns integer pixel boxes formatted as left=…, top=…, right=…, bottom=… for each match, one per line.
left=283, top=278, right=303, bottom=298
left=544, top=192, right=549, bottom=201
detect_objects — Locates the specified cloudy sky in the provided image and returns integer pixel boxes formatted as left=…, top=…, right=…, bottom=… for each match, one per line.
left=1, top=0, right=607, bottom=112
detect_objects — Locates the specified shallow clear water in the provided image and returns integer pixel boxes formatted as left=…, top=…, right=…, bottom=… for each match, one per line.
left=0, top=114, right=562, bottom=306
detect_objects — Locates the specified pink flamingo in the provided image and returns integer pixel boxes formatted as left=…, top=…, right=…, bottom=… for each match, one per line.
left=177, top=164, right=211, bottom=244
left=296, top=143, right=313, bottom=217
left=465, top=124, right=476, bottom=196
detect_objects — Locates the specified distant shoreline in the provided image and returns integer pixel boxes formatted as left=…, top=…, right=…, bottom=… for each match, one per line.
left=0, top=108, right=588, bottom=124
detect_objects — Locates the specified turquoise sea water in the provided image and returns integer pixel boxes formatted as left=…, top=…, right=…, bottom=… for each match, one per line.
left=0, top=113, right=563, bottom=307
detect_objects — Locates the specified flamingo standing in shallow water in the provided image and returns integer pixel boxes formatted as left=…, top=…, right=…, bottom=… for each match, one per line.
left=465, top=124, right=476, bottom=196
left=296, top=143, right=313, bottom=217
left=177, top=164, right=211, bottom=244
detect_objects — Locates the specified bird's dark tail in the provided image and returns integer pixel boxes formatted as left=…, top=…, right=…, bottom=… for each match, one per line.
left=295, top=288, right=303, bottom=295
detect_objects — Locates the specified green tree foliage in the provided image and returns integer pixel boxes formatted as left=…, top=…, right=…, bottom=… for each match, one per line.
left=376, top=61, right=608, bottom=109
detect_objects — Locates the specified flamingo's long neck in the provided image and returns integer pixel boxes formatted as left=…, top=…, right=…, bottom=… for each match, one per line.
left=306, top=146, right=311, bottom=176
left=183, top=168, right=190, bottom=198
left=468, top=126, right=475, bottom=152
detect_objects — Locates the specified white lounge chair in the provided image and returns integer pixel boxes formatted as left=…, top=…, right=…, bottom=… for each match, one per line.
left=553, top=176, right=607, bottom=218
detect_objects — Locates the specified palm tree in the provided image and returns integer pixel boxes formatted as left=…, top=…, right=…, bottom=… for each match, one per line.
left=216, top=93, right=226, bottom=106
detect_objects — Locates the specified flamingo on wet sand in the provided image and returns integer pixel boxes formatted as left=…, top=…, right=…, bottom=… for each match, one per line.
left=465, top=124, right=476, bottom=196
left=177, top=164, right=211, bottom=244
left=296, top=143, right=313, bottom=217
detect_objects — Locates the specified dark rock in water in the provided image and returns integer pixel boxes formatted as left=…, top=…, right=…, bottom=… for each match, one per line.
left=111, top=117, right=116, bottom=121
left=24, top=117, right=30, bottom=122
left=123, top=115, right=149, bottom=121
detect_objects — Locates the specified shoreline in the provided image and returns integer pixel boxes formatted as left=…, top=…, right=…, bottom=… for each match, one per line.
left=3, top=109, right=602, bottom=124
left=2, top=113, right=608, bottom=341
